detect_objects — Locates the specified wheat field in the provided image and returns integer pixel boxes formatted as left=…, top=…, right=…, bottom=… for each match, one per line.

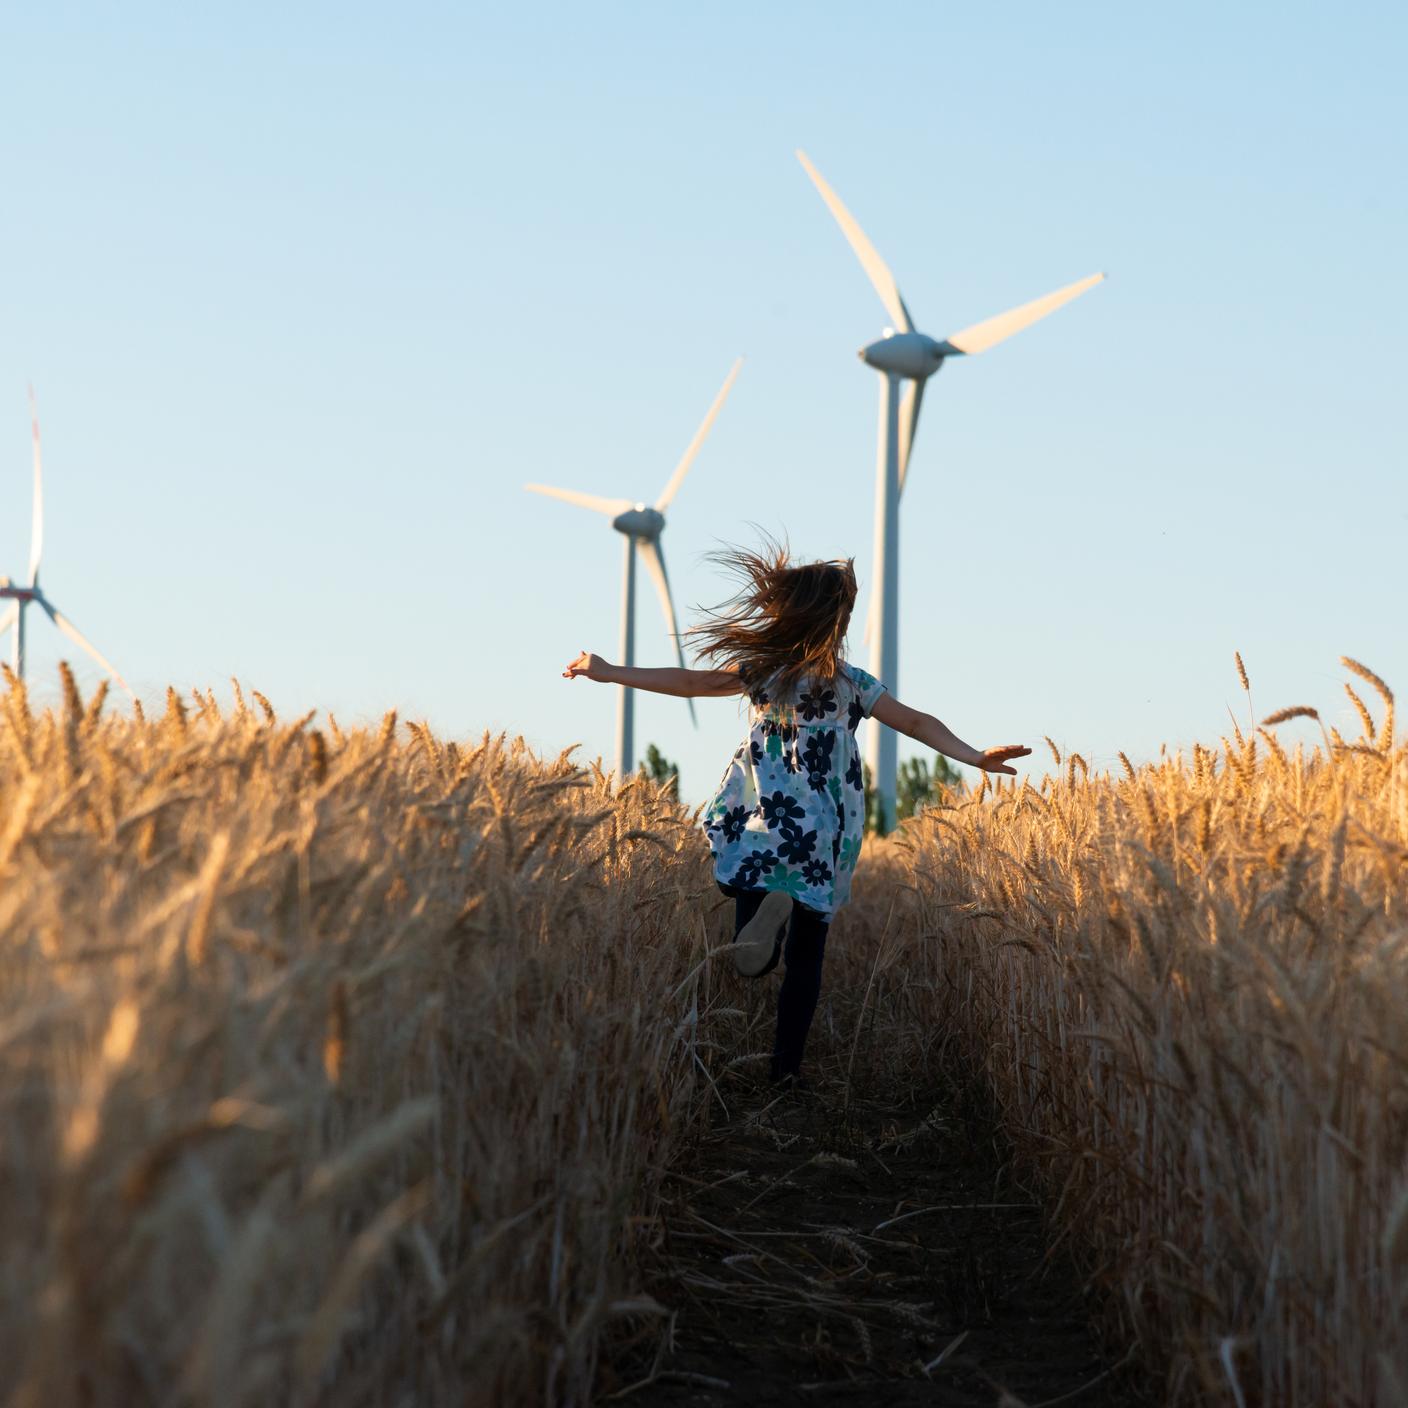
left=0, top=669, right=728, bottom=1407
left=840, top=656, right=1407, bottom=1405
left=0, top=658, right=1402, bottom=1405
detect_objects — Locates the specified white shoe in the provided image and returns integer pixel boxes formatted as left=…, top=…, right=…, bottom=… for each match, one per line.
left=733, top=892, right=793, bottom=977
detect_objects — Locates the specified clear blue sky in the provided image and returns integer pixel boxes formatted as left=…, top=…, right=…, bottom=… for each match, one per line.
left=2, top=2, right=1403, bottom=800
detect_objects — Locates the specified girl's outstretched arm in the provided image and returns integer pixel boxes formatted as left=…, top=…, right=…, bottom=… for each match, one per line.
left=871, top=693, right=1031, bottom=775
left=562, top=652, right=744, bottom=699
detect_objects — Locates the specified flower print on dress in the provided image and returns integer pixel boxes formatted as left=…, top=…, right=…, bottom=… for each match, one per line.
left=803, top=733, right=835, bottom=794
left=701, top=660, right=887, bottom=919
left=797, top=687, right=837, bottom=721
left=801, top=731, right=834, bottom=777
left=846, top=752, right=863, bottom=790
left=845, top=664, right=883, bottom=708
left=777, top=822, right=818, bottom=864
left=766, top=866, right=810, bottom=899
left=760, top=790, right=806, bottom=830
left=731, top=848, right=778, bottom=889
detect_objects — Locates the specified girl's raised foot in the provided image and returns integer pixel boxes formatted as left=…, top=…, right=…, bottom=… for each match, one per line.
left=733, top=891, right=792, bottom=977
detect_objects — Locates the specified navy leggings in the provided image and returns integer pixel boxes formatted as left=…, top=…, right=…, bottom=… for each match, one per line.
left=729, top=888, right=831, bottom=1080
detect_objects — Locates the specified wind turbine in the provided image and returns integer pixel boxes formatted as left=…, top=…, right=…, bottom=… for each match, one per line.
left=797, top=150, right=1104, bottom=830
left=526, top=357, right=742, bottom=781
left=0, top=390, right=132, bottom=693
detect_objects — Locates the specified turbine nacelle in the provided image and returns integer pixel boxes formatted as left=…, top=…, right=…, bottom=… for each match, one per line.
left=1, top=391, right=132, bottom=694
left=797, top=147, right=1104, bottom=830
left=859, top=331, right=947, bottom=381
left=522, top=356, right=744, bottom=779
left=612, top=504, right=665, bottom=539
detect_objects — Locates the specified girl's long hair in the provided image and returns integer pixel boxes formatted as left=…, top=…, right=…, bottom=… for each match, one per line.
left=689, top=537, right=857, bottom=701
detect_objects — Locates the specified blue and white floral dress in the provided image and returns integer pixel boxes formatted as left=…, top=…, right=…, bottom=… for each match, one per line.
left=702, top=661, right=887, bottom=918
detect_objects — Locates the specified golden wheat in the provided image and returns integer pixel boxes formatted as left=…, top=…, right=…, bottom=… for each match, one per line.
left=841, top=658, right=1406, bottom=1405
left=1261, top=705, right=1319, bottom=726
left=4, top=655, right=1404, bottom=1406
left=0, top=672, right=726, bottom=1407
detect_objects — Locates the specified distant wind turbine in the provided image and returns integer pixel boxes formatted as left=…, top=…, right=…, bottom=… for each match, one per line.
left=526, top=357, right=742, bottom=781
left=797, top=150, right=1104, bottom=829
left=0, top=390, right=132, bottom=693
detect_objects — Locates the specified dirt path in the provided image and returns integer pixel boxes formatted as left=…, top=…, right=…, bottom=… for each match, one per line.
left=607, top=1080, right=1143, bottom=1407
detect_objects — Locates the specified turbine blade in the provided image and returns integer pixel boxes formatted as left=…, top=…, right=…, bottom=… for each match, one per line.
left=637, top=538, right=697, bottom=727
left=796, top=150, right=913, bottom=333
left=862, top=594, right=875, bottom=648
left=27, top=386, right=44, bottom=587
left=897, top=377, right=926, bottom=495
left=523, top=484, right=633, bottom=517
left=35, top=595, right=133, bottom=695
left=0, top=602, right=17, bottom=638
left=942, top=272, right=1106, bottom=357
left=655, top=356, right=743, bottom=512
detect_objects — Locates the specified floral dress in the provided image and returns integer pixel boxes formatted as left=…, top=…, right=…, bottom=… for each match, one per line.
left=702, top=661, right=887, bottom=918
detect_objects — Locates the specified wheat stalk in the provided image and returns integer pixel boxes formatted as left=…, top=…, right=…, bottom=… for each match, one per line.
left=1261, top=705, right=1319, bottom=726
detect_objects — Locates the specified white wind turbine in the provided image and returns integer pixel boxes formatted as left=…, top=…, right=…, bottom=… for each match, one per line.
left=797, top=150, right=1104, bottom=830
left=526, top=357, right=742, bottom=781
left=0, top=390, right=132, bottom=692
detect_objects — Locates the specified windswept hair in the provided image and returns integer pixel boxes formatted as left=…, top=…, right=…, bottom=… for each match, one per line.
left=690, top=537, right=858, bottom=702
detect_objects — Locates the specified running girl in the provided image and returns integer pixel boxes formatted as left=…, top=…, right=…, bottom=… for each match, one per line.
left=563, top=543, right=1029, bottom=1086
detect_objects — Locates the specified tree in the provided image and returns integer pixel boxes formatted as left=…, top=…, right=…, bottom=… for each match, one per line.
left=897, top=753, right=961, bottom=821
left=864, top=753, right=962, bottom=835
left=863, top=761, right=882, bottom=836
left=639, top=743, right=680, bottom=799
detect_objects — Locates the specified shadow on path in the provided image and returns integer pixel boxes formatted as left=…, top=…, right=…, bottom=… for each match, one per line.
left=606, top=1080, right=1145, bottom=1407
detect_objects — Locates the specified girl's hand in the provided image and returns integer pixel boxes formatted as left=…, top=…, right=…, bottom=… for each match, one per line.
left=977, top=744, right=1031, bottom=775
left=563, top=651, right=612, bottom=682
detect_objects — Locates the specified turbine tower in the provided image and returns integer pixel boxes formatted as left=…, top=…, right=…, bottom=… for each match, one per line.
left=526, top=357, right=742, bottom=781
left=0, top=390, right=132, bottom=693
left=797, top=150, right=1103, bottom=830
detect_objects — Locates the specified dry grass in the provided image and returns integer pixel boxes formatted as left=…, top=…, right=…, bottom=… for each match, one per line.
left=3, top=653, right=1404, bottom=1406
left=841, top=657, right=1407, bottom=1405
left=0, top=670, right=732, bottom=1407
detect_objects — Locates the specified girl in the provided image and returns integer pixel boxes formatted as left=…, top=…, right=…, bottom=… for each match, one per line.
left=563, top=544, right=1028, bottom=1086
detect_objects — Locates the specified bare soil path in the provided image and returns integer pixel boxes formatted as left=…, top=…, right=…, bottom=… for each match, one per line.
left=606, top=1079, right=1144, bottom=1407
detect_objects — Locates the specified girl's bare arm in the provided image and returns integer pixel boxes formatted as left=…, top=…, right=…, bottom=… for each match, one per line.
left=562, top=652, right=744, bottom=699
left=871, top=693, right=1031, bottom=774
